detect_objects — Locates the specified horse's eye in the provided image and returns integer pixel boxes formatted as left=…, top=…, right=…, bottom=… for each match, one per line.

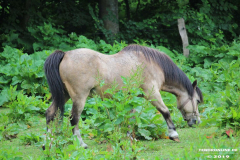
left=197, top=100, right=201, bottom=104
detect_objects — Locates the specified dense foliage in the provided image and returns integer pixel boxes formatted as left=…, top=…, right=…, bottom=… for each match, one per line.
left=0, top=0, right=240, bottom=159
left=0, top=35, right=239, bottom=158
left=0, top=0, right=240, bottom=52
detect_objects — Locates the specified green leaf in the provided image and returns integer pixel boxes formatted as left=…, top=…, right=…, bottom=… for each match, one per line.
left=204, top=58, right=212, bottom=68
left=35, top=71, right=45, bottom=78
left=0, top=76, right=11, bottom=84
left=87, top=98, right=97, bottom=105
left=135, top=106, right=143, bottom=113
left=86, top=108, right=97, bottom=115
left=21, top=80, right=32, bottom=89
left=102, top=101, right=112, bottom=108
left=156, top=46, right=175, bottom=57
left=138, top=128, right=152, bottom=140
left=114, top=116, right=124, bottom=125
left=17, top=122, right=28, bottom=130
left=103, top=123, right=114, bottom=132
left=26, top=106, right=40, bottom=111
left=0, top=88, right=9, bottom=106
left=33, top=43, right=44, bottom=52
left=231, top=107, right=237, bottom=119
left=121, top=76, right=127, bottom=84
left=20, top=54, right=31, bottom=63
left=0, top=96, right=8, bottom=107
left=132, top=97, right=143, bottom=104
left=11, top=76, right=22, bottom=85
left=0, top=65, right=13, bottom=75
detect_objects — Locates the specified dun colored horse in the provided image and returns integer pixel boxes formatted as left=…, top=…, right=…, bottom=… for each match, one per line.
left=44, top=44, right=203, bottom=148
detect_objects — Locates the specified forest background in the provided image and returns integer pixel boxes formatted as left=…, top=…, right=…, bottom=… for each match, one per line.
left=0, top=0, right=240, bottom=159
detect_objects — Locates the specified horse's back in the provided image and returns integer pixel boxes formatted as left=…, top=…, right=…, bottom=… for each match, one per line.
left=64, top=48, right=102, bottom=64
left=59, top=47, right=164, bottom=98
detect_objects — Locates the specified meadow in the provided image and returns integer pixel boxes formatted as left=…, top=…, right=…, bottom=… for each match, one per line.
left=0, top=36, right=240, bottom=159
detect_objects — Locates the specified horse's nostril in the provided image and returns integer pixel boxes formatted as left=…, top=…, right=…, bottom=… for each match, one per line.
left=188, top=119, right=197, bottom=127
left=193, top=119, right=197, bottom=124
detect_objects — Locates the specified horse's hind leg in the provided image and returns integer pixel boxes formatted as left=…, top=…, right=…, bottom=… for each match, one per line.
left=70, top=93, right=89, bottom=149
left=45, top=101, right=58, bottom=127
left=43, top=102, right=56, bottom=150
left=45, top=95, right=70, bottom=126
left=43, top=96, right=69, bottom=150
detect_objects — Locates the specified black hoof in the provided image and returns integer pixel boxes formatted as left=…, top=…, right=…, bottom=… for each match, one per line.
left=169, top=137, right=180, bottom=142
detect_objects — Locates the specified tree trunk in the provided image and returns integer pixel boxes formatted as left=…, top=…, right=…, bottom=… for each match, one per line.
left=99, top=0, right=119, bottom=42
left=178, top=18, right=189, bottom=57
left=135, top=0, right=140, bottom=18
left=124, top=0, right=130, bottom=20
left=20, top=0, right=32, bottom=30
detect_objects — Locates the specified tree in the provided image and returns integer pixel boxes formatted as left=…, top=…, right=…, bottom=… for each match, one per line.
left=124, top=0, right=130, bottom=20
left=99, top=0, right=119, bottom=42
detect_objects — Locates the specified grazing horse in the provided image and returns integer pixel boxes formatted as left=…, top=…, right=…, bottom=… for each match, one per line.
left=44, top=44, right=203, bottom=148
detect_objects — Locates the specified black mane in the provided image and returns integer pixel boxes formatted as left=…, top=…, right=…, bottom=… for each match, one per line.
left=122, top=45, right=200, bottom=99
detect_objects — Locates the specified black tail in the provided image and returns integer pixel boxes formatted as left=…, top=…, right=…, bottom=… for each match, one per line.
left=44, top=50, right=66, bottom=116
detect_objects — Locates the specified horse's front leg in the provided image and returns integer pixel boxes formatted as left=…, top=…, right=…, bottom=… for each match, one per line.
left=71, top=95, right=89, bottom=149
left=148, top=91, right=179, bottom=141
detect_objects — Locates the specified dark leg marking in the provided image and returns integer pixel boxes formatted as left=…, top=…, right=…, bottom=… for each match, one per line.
left=158, top=109, right=176, bottom=130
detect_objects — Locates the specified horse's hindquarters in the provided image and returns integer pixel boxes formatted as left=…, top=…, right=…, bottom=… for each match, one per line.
left=59, top=49, right=100, bottom=98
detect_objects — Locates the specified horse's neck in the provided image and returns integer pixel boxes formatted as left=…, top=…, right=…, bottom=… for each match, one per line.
left=162, top=84, right=188, bottom=99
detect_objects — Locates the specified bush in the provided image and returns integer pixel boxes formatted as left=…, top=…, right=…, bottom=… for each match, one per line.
left=186, top=42, right=240, bottom=132
left=20, top=133, right=43, bottom=145
left=0, top=46, right=50, bottom=102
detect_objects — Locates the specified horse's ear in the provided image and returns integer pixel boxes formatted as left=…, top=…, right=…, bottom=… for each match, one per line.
left=192, top=80, right=197, bottom=90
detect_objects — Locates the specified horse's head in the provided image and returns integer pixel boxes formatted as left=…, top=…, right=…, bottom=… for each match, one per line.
left=177, top=80, right=203, bottom=127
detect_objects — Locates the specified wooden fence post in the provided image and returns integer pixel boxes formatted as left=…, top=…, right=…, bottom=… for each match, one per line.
left=178, top=18, right=189, bottom=57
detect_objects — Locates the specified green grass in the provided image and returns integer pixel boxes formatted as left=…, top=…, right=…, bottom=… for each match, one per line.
left=0, top=108, right=239, bottom=160
left=138, top=128, right=240, bottom=159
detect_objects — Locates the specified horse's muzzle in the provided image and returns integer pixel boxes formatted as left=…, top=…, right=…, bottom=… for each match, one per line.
left=187, top=118, right=197, bottom=127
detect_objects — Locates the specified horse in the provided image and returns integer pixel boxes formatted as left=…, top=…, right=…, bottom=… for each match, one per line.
left=44, top=44, right=203, bottom=148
